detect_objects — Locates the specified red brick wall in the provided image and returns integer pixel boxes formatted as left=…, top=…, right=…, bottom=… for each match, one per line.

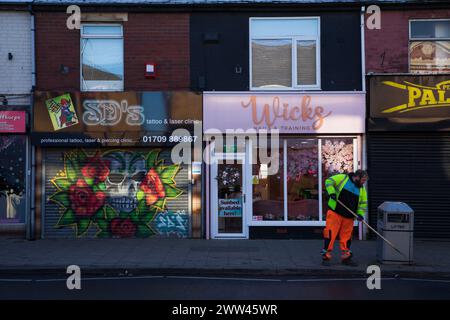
left=35, top=12, right=190, bottom=91
left=124, top=13, right=189, bottom=90
left=36, top=12, right=80, bottom=91
left=365, top=9, right=450, bottom=74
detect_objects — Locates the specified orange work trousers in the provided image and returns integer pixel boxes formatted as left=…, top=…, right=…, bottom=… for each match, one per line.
left=323, top=210, right=354, bottom=260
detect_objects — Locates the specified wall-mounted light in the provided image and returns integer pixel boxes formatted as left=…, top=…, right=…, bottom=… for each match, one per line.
left=60, top=64, right=70, bottom=74
left=8, top=53, right=13, bottom=60
left=145, top=62, right=156, bottom=78
left=0, top=95, right=8, bottom=106
left=203, top=32, right=220, bottom=44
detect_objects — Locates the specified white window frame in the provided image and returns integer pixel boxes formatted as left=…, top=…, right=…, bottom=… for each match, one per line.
left=408, top=19, right=450, bottom=73
left=80, top=24, right=124, bottom=92
left=247, top=136, right=358, bottom=227
left=409, top=19, right=450, bottom=41
left=210, top=152, right=249, bottom=239
left=249, top=17, right=321, bottom=91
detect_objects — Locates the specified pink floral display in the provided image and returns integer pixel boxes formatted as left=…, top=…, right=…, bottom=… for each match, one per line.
left=287, top=145, right=318, bottom=182
left=322, top=139, right=354, bottom=176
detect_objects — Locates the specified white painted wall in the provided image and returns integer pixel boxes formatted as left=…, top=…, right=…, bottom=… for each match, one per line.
left=0, top=12, right=32, bottom=96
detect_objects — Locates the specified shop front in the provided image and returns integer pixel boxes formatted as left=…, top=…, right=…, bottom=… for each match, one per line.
left=0, top=109, right=29, bottom=237
left=368, top=75, right=450, bottom=239
left=204, top=92, right=365, bottom=239
left=32, top=91, right=202, bottom=239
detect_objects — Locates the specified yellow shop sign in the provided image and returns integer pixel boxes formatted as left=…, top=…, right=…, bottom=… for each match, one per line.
left=381, top=80, right=450, bottom=114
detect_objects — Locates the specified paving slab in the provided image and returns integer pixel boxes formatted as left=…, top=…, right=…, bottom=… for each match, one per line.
left=0, top=238, right=449, bottom=278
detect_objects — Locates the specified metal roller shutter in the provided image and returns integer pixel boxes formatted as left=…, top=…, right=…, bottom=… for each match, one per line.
left=368, top=133, right=450, bottom=239
left=42, top=148, right=190, bottom=239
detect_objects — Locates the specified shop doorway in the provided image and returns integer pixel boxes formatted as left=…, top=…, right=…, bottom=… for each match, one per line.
left=211, top=153, right=248, bottom=239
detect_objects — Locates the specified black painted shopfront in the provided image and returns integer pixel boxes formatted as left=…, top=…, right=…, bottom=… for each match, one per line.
left=368, top=75, right=450, bottom=239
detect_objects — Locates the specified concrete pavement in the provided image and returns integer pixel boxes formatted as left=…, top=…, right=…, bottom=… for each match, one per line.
left=0, top=238, right=449, bottom=278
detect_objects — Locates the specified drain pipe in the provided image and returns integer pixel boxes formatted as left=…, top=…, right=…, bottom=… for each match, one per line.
left=360, top=5, right=367, bottom=241
left=361, top=5, right=366, bottom=93
left=26, top=1, right=36, bottom=240
left=30, top=2, right=36, bottom=89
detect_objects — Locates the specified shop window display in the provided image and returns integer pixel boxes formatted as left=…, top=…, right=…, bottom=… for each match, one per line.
left=0, top=136, right=26, bottom=224
left=321, top=138, right=354, bottom=216
left=409, top=20, right=450, bottom=73
left=287, top=139, right=319, bottom=221
left=251, top=138, right=355, bottom=223
left=252, top=147, right=284, bottom=221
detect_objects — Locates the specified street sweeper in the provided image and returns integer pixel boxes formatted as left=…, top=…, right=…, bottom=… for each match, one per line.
left=321, top=169, right=369, bottom=266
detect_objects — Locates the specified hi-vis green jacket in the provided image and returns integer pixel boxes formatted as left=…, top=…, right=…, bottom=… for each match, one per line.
left=325, top=173, right=368, bottom=217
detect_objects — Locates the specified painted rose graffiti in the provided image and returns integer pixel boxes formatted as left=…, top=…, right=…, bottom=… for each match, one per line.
left=68, top=179, right=106, bottom=218
left=49, top=149, right=183, bottom=238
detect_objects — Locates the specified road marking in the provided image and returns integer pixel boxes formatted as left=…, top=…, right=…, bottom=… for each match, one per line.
left=35, top=275, right=165, bottom=282
left=166, top=276, right=282, bottom=282
left=400, top=278, right=450, bottom=284
left=4, top=276, right=450, bottom=285
left=286, top=278, right=396, bottom=282
left=0, top=279, right=33, bottom=282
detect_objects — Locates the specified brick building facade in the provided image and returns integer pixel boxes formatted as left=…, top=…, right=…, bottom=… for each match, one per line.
left=365, top=4, right=450, bottom=239
left=1, top=0, right=449, bottom=240
left=0, top=11, right=32, bottom=97
left=365, top=8, right=450, bottom=73
left=31, top=5, right=198, bottom=240
left=0, top=5, right=32, bottom=238
left=35, top=11, right=190, bottom=91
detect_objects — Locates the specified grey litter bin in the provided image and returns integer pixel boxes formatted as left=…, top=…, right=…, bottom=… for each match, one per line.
left=377, top=202, right=414, bottom=265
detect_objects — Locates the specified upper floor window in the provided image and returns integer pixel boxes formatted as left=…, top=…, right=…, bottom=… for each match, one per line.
left=81, top=24, right=124, bottom=91
left=409, top=20, right=450, bottom=74
left=250, top=17, right=320, bottom=90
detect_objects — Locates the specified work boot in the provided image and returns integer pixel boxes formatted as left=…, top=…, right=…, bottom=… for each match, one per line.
left=321, top=249, right=332, bottom=261
left=341, top=250, right=353, bottom=260
left=341, top=257, right=358, bottom=267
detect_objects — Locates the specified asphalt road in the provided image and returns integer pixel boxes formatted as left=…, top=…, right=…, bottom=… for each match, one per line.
left=1, top=274, right=450, bottom=300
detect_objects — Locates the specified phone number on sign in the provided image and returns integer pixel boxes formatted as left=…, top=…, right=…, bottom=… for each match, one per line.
left=142, top=135, right=198, bottom=143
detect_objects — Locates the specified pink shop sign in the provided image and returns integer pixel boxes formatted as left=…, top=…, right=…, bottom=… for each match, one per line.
left=0, top=111, right=26, bottom=133
left=203, top=92, right=365, bottom=134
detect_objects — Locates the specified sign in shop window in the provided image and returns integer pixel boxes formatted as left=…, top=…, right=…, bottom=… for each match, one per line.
left=219, top=198, right=242, bottom=218
left=409, top=20, right=450, bottom=74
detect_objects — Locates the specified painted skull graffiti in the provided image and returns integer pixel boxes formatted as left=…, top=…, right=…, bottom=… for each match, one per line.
left=103, top=151, right=147, bottom=213
left=48, top=149, right=184, bottom=238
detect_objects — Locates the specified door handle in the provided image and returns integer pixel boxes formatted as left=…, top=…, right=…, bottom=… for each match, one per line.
left=242, top=194, right=246, bottom=203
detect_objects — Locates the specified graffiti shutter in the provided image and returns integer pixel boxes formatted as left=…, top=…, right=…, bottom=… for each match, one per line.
left=42, top=148, right=190, bottom=239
